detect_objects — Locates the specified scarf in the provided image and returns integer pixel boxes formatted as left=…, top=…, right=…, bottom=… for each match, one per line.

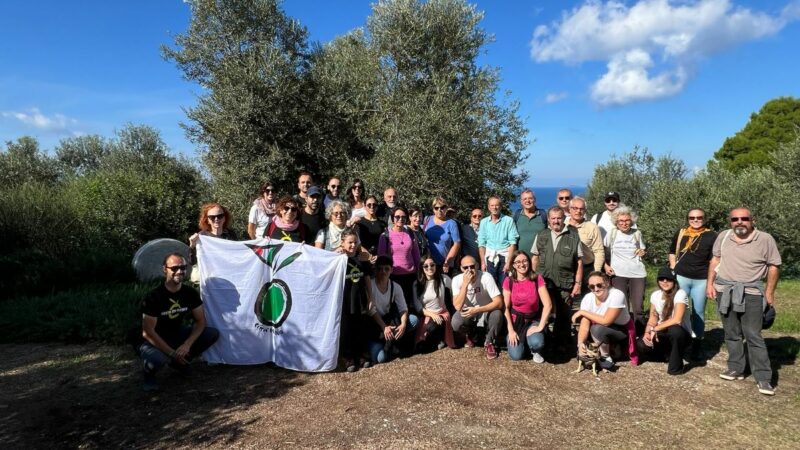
left=326, top=223, right=346, bottom=248
left=273, top=216, right=299, bottom=231
left=254, top=198, right=275, bottom=216
left=679, top=226, right=709, bottom=254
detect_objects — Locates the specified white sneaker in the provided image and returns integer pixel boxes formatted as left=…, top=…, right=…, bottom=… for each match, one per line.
left=531, top=352, right=544, bottom=363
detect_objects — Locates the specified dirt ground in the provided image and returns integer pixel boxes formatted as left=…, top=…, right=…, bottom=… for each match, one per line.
left=1, top=324, right=798, bottom=449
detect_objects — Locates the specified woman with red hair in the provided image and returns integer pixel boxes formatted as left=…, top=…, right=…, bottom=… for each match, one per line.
left=189, top=202, right=236, bottom=249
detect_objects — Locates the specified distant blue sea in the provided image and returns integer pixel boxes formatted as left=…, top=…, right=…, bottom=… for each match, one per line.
left=509, top=185, right=586, bottom=211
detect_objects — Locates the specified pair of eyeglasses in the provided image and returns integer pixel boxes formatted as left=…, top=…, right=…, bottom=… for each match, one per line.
left=283, top=206, right=298, bottom=212
left=168, top=265, right=187, bottom=272
left=422, top=264, right=436, bottom=269
left=558, top=196, right=571, bottom=201
left=378, top=266, right=392, bottom=273
left=471, top=214, right=482, bottom=218
left=461, top=264, right=476, bottom=270
left=433, top=205, right=447, bottom=211
left=332, top=211, right=346, bottom=217
left=264, top=188, right=274, bottom=193
left=688, top=216, right=704, bottom=221
left=657, top=277, right=673, bottom=282
left=731, top=217, right=751, bottom=223
left=588, top=283, right=605, bottom=290
left=208, top=214, right=225, bottom=221
left=329, top=185, right=340, bottom=189
left=604, top=199, right=618, bottom=203
left=570, top=206, right=586, bottom=211
left=365, top=203, right=377, bottom=208
left=394, top=215, right=407, bottom=220
left=352, top=185, right=363, bottom=190
left=513, top=260, right=528, bottom=266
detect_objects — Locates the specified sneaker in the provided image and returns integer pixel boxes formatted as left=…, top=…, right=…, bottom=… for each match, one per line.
left=719, top=369, right=745, bottom=381
left=598, top=355, right=615, bottom=371
left=485, top=342, right=498, bottom=360
left=464, top=336, right=475, bottom=348
left=361, top=359, right=372, bottom=369
left=531, top=352, right=544, bottom=364
left=757, top=381, right=775, bottom=396
left=345, top=359, right=358, bottom=373
left=437, top=341, right=447, bottom=350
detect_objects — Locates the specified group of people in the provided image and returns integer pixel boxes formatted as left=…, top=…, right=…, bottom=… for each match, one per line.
left=134, top=172, right=782, bottom=397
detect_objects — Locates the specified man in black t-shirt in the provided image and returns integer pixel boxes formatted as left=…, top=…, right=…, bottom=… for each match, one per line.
left=300, top=186, right=327, bottom=244
left=136, top=253, right=219, bottom=391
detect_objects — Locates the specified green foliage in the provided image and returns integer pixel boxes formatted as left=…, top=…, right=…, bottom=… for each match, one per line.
left=0, top=136, right=61, bottom=187
left=713, top=96, right=800, bottom=172
left=165, top=0, right=529, bottom=220
left=0, top=283, right=154, bottom=344
left=0, top=126, right=207, bottom=298
left=585, top=146, right=687, bottom=215
left=311, top=0, right=528, bottom=212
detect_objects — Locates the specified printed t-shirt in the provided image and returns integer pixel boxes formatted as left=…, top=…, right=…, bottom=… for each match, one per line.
left=141, top=284, right=202, bottom=342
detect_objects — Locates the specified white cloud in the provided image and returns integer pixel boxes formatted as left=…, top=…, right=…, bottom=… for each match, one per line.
left=544, top=91, right=569, bottom=103
left=1, top=107, right=79, bottom=133
left=531, top=0, right=798, bottom=106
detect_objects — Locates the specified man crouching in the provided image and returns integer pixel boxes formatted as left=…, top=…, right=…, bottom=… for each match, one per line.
left=136, top=253, right=219, bottom=391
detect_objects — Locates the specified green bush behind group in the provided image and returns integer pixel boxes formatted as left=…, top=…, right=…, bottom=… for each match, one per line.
left=1, top=0, right=799, bottom=344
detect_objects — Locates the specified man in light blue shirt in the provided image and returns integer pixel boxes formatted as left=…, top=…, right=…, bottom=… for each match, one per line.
left=478, top=196, right=519, bottom=287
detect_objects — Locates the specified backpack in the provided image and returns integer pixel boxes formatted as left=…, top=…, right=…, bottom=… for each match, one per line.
left=591, top=210, right=606, bottom=225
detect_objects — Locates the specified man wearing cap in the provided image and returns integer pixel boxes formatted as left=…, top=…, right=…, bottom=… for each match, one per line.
left=568, top=196, right=605, bottom=285
left=136, top=253, right=219, bottom=391
left=591, top=191, right=623, bottom=239
left=707, top=207, right=781, bottom=395
left=300, top=186, right=327, bottom=245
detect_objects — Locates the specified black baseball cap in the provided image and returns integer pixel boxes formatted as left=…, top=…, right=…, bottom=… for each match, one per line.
left=604, top=192, right=620, bottom=201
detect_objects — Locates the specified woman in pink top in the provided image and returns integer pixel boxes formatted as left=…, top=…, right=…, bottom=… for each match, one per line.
left=503, top=251, right=552, bottom=363
left=377, top=205, right=420, bottom=313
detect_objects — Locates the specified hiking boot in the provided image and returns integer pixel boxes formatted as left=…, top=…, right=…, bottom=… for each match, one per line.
left=485, top=342, right=498, bottom=360
left=690, top=339, right=705, bottom=362
left=757, top=381, right=775, bottom=396
left=598, top=355, right=615, bottom=371
left=531, top=352, right=544, bottom=364
left=719, top=369, right=745, bottom=381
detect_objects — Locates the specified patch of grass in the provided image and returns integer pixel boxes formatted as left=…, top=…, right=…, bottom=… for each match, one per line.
left=0, top=282, right=157, bottom=344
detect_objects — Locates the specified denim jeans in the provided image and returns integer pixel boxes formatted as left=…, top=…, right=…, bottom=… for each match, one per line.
left=507, top=321, right=546, bottom=360
left=368, top=314, right=419, bottom=363
left=676, top=275, right=707, bottom=339
left=485, top=254, right=507, bottom=290
left=718, top=293, right=772, bottom=382
left=138, top=326, right=220, bottom=375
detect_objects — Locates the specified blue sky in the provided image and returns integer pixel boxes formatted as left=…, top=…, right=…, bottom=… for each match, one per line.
left=1, top=0, right=798, bottom=186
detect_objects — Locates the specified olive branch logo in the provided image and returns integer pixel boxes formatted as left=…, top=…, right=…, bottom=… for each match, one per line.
left=246, top=243, right=302, bottom=328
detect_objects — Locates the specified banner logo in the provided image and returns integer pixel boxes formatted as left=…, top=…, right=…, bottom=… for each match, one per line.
left=246, top=243, right=302, bottom=328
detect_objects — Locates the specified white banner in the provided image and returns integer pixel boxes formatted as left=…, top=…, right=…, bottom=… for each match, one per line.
left=198, top=235, right=347, bottom=372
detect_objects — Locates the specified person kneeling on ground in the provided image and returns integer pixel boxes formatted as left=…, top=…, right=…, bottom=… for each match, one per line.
left=504, top=251, right=552, bottom=363
left=367, top=256, right=418, bottom=364
left=413, top=256, right=457, bottom=350
left=451, top=255, right=504, bottom=359
left=136, top=253, right=219, bottom=391
left=638, top=267, right=691, bottom=375
left=571, top=271, right=630, bottom=370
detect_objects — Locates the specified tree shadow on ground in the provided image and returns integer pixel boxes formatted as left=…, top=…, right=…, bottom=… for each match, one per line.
left=0, top=337, right=325, bottom=448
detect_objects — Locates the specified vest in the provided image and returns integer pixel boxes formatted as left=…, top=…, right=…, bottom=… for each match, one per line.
left=535, top=225, right=580, bottom=290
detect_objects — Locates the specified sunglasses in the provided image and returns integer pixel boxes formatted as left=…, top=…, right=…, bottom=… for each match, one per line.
left=283, top=206, right=298, bottom=212
left=688, top=216, right=704, bottom=221
left=168, top=265, right=187, bottom=272
left=365, top=203, right=377, bottom=208
left=657, top=277, right=674, bottom=282
left=264, top=188, right=274, bottom=193
left=471, top=214, right=482, bottom=218
left=394, top=215, right=407, bottom=220
left=461, top=264, right=476, bottom=270
left=422, top=264, right=436, bottom=269
left=208, top=213, right=225, bottom=221
left=378, top=266, right=392, bottom=273
left=588, top=283, right=605, bottom=290
left=558, top=196, right=572, bottom=201
left=329, top=185, right=340, bottom=189
left=433, top=205, right=447, bottom=211
left=604, top=198, right=619, bottom=203
left=352, top=185, right=363, bottom=190
left=730, top=217, right=751, bottom=222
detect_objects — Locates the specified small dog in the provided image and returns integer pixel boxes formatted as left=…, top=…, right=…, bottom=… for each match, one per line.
left=575, top=342, right=602, bottom=376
